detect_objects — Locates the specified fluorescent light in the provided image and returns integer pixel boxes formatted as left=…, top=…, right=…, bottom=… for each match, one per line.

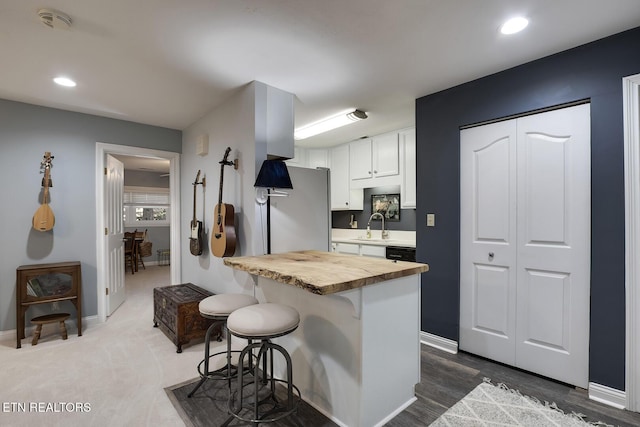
left=500, top=17, right=529, bottom=35
left=295, top=109, right=367, bottom=140
left=53, top=76, right=76, bottom=87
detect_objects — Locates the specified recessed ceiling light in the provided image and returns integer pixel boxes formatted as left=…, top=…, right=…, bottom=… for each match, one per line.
left=500, top=17, right=529, bottom=35
left=53, top=76, right=76, bottom=87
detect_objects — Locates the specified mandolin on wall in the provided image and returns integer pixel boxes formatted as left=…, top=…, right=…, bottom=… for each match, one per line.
left=32, top=151, right=55, bottom=232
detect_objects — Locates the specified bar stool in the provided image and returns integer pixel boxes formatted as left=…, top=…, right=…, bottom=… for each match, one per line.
left=187, top=293, right=259, bottom=398
left=226, top=302, right=301, bottom=424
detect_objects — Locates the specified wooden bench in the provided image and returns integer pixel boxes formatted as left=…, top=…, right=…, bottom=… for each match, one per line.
left=31, top=313, right=70, bottom=345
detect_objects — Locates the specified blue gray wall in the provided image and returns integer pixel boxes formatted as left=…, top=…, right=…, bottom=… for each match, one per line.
left=0, top=99, right=181, bottom=332
left=416, top=26, right=640, bottom=390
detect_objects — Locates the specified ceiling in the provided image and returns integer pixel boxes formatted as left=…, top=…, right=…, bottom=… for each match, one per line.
left=111, top=154, right=170, bottom=174
left=2, top=1, right=640, bottom=149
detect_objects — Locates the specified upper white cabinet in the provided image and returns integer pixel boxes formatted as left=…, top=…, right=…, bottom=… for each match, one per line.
left=372, top=132, right=400, bottom=177
left=350, top=132, right=400, bottom=189
left=350, top=138, right=373, bottom=180
left=286, top=147, right=328, bottom=169
left=330, top=144, right=363, bottom=211
left=400, top=128, right=416, bottom=209
left=307, top=149, right=328, bottom=169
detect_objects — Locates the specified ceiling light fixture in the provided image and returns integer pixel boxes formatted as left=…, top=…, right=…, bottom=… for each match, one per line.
left=294, top=109, right=368, bottom=140
left=53, top=77, right=77, bottom=87
left=37, top=8, right=72, bottom=30
left=500, top=17, right=529, bottom=35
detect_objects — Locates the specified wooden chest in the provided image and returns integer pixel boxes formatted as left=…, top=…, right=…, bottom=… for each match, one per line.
left=153, top=283, right=221, bottom=353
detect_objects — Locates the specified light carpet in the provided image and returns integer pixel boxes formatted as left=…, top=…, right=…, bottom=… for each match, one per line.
left=430, top=379, right=613, bottom=427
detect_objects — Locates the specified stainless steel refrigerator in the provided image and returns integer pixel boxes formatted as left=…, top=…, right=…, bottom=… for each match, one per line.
left=269, top=166, right=331, bottom=253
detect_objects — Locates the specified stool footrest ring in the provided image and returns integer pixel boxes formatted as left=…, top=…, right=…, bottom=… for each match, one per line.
left=228, top=379, right=301, bottom=424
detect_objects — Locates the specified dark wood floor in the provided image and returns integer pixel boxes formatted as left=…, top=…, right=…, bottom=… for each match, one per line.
left=168, top=343, right=640, bottom=426
left=387, top=344, right=640, bottom=426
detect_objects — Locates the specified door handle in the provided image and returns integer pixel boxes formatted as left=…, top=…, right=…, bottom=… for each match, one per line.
left=488, top=252, right=495, bottom=260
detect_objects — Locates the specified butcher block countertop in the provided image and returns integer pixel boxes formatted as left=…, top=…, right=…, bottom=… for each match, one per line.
left=223, top=250, right=429, bottom=295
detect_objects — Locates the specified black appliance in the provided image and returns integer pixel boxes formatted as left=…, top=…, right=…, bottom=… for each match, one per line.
left=385, top=246, right=416, bottom=262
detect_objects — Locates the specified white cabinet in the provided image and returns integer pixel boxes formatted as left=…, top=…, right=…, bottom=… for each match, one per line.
left=307, top=149, right=328, bottom=169
left=360, top=244, right=386, bottom=258
left=286, top=147, right=328, bottom=169
left=330, top=145, right=363, bottom=211
left=400, top=128, right=416, bottom=209
left=372, top=132, right=400, bottom=177
left=332, top=241, right=387, bottom=258
left=350, top=132, right=400, bottom=189
left=333, top=242, right=360, bottom=255
left=349, top=138, right=373, bottom=180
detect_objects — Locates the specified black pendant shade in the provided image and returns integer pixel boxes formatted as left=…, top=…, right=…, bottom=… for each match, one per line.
left=254, top=159, right=293, bottom=189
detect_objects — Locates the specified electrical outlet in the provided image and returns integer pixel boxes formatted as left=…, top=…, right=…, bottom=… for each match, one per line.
left=426, top=213, right=435, bottom=227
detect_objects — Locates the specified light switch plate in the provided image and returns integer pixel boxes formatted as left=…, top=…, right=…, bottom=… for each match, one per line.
left=426, top=213, right=435, bottom=227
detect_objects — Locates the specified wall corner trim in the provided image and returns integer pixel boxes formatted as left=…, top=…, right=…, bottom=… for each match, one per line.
left=420, top=331, right=458, bottom=354
left=589, top=382, right=626, bottom=409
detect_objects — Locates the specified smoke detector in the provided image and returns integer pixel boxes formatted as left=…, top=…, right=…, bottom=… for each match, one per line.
left=38, top=8, right=72, bottom=30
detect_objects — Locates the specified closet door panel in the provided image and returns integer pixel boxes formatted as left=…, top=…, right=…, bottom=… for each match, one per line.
left=515, top=103, right=591, bottom=389
left=460, top=120, right=517, bottom=366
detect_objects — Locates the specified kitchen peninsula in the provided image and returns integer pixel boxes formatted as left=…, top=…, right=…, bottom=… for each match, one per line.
left=224, top=250, right=428, bottom=427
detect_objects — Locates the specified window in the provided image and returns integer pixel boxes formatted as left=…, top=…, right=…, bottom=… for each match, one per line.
left=123, top=186, right=170, bottom=227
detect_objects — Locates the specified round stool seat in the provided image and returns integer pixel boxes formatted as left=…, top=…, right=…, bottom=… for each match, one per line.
left=199, top=294, right=259, bottom=317
left=227, top=303, right=300, bottom=338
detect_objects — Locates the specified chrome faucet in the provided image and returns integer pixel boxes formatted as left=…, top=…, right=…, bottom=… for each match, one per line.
left=367, top=212, right=389, bottom=239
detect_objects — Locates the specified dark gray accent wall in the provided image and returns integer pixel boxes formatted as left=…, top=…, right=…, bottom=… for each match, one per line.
left=416, top=26, right=640, bottom=390
left=332, top=185, right=417, bottom=231
left=0, top=99, right=181, bottom=332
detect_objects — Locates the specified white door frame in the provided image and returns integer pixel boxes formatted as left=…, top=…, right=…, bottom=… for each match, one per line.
left=623, top=74, right=640, bottom=412
left=95, top=142, right=181, bottom=323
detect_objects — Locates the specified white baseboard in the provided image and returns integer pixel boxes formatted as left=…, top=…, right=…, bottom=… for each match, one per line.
left=299, top=397, right=348, bottom=427
left=420, top=331, right=458, bottom=354
left=589, top=382, right=627, bottom=409
left=373, top=396, right=417, bottom=427
left=418, top=333, right=630, bottom=410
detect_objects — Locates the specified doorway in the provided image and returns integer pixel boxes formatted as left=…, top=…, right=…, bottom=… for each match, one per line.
left=459, top=103, right=591, bottom=388
left=95, top=143, right=181, bottom=323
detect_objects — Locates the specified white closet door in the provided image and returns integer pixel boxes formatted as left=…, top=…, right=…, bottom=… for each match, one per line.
left=515, top=104, right=591, bottom=388
left=460, top=119, right=518, bottom=366
left=460, top=104, right=591, bottom=388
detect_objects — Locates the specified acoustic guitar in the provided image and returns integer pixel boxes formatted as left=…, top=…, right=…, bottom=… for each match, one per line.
left=211, top=147, right=236, bottom=257
left=32, top=152, right=55, bottom=231
left=189, top=170, right=204, bottom=256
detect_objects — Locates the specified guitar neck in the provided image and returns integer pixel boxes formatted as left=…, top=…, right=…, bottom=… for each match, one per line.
left=192, top=182, right=197, bottom=223
left=217, top=147, right=231, bottom=216
left=217, top=164, right=224, bottom=211
left=42, top=168, right=51, bottom=205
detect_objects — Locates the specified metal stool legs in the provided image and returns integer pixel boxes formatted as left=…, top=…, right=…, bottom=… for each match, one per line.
left=187, top=318, right=228, bottom=397
left=227, top=339, right=300, bottom=424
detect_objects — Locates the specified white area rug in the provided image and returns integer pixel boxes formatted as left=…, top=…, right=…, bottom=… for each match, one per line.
left=430, top=379, right=612, bottom=426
